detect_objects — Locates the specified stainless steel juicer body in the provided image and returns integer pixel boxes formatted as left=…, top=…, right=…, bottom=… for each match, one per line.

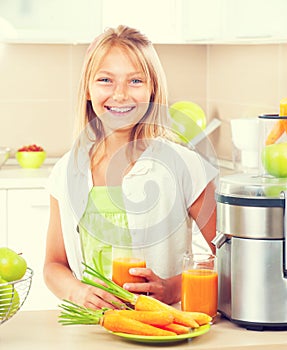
left=213, top=173, right=287, bottom=330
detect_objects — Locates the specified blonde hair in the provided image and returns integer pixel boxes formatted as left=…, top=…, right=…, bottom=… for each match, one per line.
left=75, top=25, right=171, bottom=164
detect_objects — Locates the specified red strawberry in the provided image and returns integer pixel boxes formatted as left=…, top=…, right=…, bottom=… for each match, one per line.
left=18, top=144, right=44, bottom=152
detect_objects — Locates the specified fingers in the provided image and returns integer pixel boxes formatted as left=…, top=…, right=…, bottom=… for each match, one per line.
left=77, top=284, right=124, bottom=310
left=122, top=268, right=154, bottom=294
left=129, top=267, right=156, bottom=280
left=123, top=268, right=166, bottom=300
left=84, top=296, right=116, bottom=310
left=123, top=281, right=151, bottom=294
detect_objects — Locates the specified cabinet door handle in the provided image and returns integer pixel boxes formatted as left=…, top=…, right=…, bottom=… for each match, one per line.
left=30, top=203, right=49, bottom=208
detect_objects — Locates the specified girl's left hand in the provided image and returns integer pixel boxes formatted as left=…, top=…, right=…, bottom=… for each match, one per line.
left=122, top=268, right=181, bottom=305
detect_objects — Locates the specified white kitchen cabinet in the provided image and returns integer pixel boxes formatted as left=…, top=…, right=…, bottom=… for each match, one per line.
left=1, top=0, right=287, bottom=44
left=0, top=0, right=102, bottom=43
left=181, top=0, right=287, bottom=43
left=223, top=0, right=287, bottom=41
left=1, top=0, right=181, bottom=44
left=182, top=0, right=224, bottom=42
left=6, top=188, right=59, bottom=310
left=102, top=0, right=181, bottom=44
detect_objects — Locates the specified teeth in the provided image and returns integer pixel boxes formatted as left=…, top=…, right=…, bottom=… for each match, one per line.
left=109, top=106, right=133, bottom=113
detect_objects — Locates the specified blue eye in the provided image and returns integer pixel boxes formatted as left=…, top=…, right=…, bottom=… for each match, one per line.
left=98, top=78, right=111, bottom=83
left=131, top=78, right=143, bottom=84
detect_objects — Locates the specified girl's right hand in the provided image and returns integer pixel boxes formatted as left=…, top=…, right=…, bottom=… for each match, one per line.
left=70, top=278, right=124, bottom=310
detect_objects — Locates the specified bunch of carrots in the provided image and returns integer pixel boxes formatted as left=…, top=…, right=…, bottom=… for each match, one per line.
left=58, top=263, right=212, bottom=336
left=265, top=98, right=287, bottom=145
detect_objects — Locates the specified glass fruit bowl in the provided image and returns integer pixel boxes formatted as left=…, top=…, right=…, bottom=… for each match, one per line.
left=0, top=267, right=33, bottom=325
left=0, top=147, right=10, bottom=168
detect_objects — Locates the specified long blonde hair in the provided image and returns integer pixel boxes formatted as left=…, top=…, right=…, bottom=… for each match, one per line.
left=76, top=25, right=171, bottom=164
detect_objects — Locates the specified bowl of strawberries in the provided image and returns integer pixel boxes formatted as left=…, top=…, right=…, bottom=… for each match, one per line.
left=15, top=144, right=46, bottom=169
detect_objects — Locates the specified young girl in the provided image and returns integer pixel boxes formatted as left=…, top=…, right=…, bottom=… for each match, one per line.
left=43, top=25, right=218, bottom=310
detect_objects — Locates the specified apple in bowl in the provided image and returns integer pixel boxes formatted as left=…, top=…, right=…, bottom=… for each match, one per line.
left=16, top=144, right=46, bottom=169
left=0, top=247, right=27, bottom=282
left=0, top=247, right=28, bottom=322
left=261, top=142, right=287, bottom=178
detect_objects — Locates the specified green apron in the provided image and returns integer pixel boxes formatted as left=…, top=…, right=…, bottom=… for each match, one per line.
left=78, top=186, right=131, bottom=278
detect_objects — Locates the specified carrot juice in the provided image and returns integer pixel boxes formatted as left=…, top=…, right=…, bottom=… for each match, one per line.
left=112, top=257, right=146, bottom=287
left=181, top=268, right=218, bottom=318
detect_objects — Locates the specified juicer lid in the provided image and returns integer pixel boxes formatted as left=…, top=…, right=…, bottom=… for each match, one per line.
left=216, top=173, right=287, bottom=207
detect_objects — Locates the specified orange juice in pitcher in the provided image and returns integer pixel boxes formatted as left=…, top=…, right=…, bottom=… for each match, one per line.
left=181, top=253, right=218, bottom=319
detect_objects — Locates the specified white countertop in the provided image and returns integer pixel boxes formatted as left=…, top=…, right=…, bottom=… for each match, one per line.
left=0, top=166, right=52, bottom=189
left=0, top=158, right=57, bottom=189
left=1, top=310, right=287, bottom=350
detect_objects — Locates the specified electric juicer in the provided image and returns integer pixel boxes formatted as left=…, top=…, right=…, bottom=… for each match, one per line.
left=213, top=113, right=287, bottom=330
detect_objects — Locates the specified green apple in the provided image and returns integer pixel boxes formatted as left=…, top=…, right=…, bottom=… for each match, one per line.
left=169, top=101, right=206, bottom=143
left=262, top=142, right=287, bottom=178
left=0, top=247, right=27, bottom=282
left=264, top=185, right=287, bottom=197
left=0, top=277, right=20, bottom=319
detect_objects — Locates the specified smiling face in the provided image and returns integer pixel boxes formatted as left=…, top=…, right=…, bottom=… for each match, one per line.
left=88, top=46, right=151, bottom=134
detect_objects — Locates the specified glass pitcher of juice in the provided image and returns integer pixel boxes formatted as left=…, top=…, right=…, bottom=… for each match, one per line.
left=181, top=253, right=218, bottom=319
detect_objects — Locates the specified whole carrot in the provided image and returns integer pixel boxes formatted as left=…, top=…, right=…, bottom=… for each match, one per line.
left=265, top=98, right=287, bottom=145
left=279, top=98, right=287, bottom=134
left=187, top=311, right=212, bottom=325
left=265, top=119, right=285, bottom=145
left=160, top=323, right=190, bottom=335
left=134, top=295, right=199, bottom=328
left=105, top=309, right=174, bottom=326
left=282, top=120, right=287, bottom=133
left=280, top=97, right=287, bottom=117
left=100, top=313, right=176, bottom=336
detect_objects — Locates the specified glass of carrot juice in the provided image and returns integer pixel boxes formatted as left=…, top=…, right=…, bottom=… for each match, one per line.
left=181, top=253, right=218, bottom=319
left=112, top=247, right=146, bottom=287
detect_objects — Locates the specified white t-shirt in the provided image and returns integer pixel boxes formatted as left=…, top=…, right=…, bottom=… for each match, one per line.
left=47, top=137, right=218, bottom=279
